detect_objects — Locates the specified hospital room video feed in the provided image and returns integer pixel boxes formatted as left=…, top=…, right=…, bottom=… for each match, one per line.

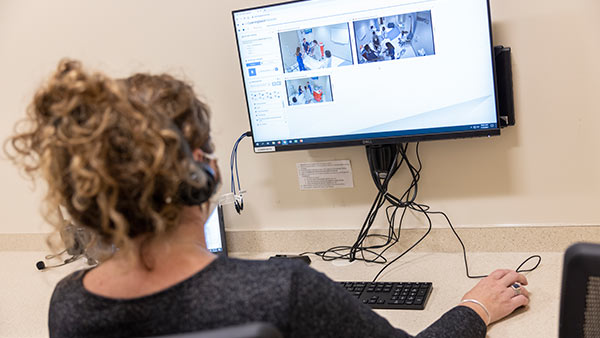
left=286, top=76, right=333, bottom=106
left=279, top=23, right=353, bottom=73
left=353, top=10, right=435, bottom=64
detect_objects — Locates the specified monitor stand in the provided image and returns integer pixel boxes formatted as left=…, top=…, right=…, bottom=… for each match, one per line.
left=365, top=144, right=401, bottom=180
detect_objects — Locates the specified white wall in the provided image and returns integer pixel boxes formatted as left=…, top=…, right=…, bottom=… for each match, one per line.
left=1, top=0, right=599, bottom=235
left=277, top=30, right=300, bottom=73
left=313, top=24, right=352, bottom=62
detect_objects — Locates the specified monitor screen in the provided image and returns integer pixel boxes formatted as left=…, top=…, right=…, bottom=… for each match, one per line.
left=204, top=205, right=227, bottom=255
left=232, top=0, right=500, bottom=152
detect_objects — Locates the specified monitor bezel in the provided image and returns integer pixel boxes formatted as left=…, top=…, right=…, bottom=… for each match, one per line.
left=216, top=204, right=228, bottom=256
left=232, top=0, right=501, bottom=153
left=205, top=204, right=228, bottom=256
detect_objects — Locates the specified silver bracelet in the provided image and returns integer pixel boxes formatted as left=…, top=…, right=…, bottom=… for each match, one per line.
left=460, top=299, right=490, bottom=325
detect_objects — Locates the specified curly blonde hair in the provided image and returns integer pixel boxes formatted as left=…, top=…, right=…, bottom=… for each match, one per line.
left=7, top=59, right=213, bottom=253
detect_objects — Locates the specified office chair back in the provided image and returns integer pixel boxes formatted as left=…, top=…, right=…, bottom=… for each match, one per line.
left=150, top=322, right=283, bottom=338
left=559, top=242, right=600, bottom=338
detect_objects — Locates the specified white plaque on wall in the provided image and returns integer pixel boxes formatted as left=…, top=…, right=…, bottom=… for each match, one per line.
left=296, top=160, right=354, bottom=190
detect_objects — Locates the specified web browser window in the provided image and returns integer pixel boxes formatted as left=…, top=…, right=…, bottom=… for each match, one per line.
left=233, top=0, right=498, bottom=151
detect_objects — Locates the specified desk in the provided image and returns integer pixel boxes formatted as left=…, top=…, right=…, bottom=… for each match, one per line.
left=2, top=248, right=563, bottom=337
left=234, top=251, right=562, bottom=337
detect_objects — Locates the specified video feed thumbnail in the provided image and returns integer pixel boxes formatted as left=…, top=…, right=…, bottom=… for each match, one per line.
left=279, top=23, right=353, bottom=73
left=286, top=76, right=333, bottom=106
left=353, top=10, right=435, bottom=64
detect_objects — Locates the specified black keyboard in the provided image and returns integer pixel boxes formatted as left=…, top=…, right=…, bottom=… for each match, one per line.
left=339, top=281, right=433, bottom=310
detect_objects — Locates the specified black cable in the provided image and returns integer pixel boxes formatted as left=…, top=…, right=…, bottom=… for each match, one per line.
left=371, top=202, right=432, bottom=282
left=301, top=142, right=542, bottom=283
left=516, top=255, right=542, bottom=273
left=371, top=203, right=543, bottom=281
left=303, top=143, right=423, bottom=265
left=420, top=207, right=542, bottom=279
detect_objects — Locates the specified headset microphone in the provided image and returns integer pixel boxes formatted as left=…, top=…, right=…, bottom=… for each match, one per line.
left=34, top=208, right=94, bottom=271
left=35, top=255, right=81, bottom=271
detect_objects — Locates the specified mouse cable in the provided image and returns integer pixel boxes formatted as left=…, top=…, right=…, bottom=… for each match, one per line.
left=370, top=201, right=542, bottom=282
left=427, top=207, right=542, bottom=279
left=369, top=143, right=541, bottom=280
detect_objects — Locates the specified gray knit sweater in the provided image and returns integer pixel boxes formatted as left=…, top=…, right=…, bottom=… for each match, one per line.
left=48, top=256, right=486, bottom=338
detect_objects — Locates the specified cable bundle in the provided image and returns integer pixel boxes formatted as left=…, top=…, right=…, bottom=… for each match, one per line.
left=302, top=143, right=541, bottom=282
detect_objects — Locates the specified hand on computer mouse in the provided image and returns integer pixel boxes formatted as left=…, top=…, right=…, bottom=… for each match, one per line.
left=459, top=269, right=530, bottom=326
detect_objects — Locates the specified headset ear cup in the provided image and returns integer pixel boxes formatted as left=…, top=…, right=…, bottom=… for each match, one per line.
left=169, top=123, right=218, bottom=206
left=179, top=161, right=217, bottom=206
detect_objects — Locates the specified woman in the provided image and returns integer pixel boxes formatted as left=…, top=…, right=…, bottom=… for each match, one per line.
left=295, top=47, right=306, bottom=71
left=8, top=60, right=530, bottom=338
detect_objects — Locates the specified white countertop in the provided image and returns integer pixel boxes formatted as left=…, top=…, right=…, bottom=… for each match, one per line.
left=234, top=251, right=563, bottom=337
left=1, top=249, right=563, bottom=338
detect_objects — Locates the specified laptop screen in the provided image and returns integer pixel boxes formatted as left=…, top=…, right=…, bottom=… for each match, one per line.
left=204, top=205, right=227, bottom=255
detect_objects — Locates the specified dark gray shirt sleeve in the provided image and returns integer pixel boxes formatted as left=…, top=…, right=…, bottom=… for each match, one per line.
left=289, top=263, right=487, bottom=338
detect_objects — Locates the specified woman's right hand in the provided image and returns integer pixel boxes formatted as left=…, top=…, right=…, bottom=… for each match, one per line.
left=459, top=269, right=530, bottom=325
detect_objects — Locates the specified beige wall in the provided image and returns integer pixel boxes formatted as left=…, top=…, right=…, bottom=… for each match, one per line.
left=1, top=0, right=599, bottom=235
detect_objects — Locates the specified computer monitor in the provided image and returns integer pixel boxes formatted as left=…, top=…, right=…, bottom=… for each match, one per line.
left=232, top=0, right=500, bottom=152
left=204, top=205, right=227, bottom=255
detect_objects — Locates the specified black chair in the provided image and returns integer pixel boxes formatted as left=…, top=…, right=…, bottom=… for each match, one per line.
left=559, top=242, right=600, bottom=338
left=149, top=322, right=283, bottom=338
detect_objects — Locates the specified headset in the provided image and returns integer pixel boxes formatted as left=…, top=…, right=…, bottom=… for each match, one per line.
left=36, top=224, right=90, bottom=271
left=36, top=125, right=217, bottom=271
left=172, top=124, right=218, bottom=206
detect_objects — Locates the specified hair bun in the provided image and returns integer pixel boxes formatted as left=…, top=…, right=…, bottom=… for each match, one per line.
left=33, top=59, right=120, bottom=139
left=57, top=59, right=82, bottom=77
left=9, top=59, right=214, bottom=259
